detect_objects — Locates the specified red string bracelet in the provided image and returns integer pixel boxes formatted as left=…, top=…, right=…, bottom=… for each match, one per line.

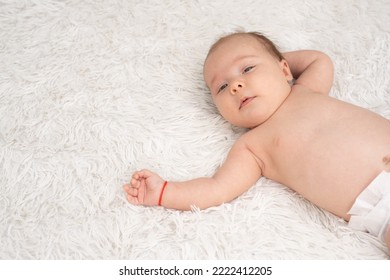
left=158, top=181, right=168, bottom=206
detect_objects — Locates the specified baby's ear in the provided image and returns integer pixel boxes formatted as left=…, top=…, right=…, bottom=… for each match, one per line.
left=280, top=59, right=293, bottom=81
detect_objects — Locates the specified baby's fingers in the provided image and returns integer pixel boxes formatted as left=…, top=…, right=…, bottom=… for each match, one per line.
left=123, top=184, right=138, bottom=196
left=132, top=169, right=154, bottom=180
left=130, top=177, right=141, bottom=188
left=126, top=193, right=141, bottom=205
left=123, top=185, right=141, bottom=204
left=132, top=172, right=141, bottom=181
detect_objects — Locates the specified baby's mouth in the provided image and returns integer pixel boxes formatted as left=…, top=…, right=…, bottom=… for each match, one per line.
left=239, top=97, right=255, bottom=109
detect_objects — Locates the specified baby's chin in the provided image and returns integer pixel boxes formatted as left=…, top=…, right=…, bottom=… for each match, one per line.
left=228, top=119, right=265, bottom=129
left=219, top=108, right=271, bottom=128
left=244, top=122, right=264, bottom=129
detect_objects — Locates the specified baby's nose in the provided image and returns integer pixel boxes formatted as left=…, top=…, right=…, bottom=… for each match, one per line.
left=231, top=82, right=243, bottom=94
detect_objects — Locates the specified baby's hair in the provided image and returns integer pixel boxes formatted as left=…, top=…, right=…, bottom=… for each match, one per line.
left=206, top=31, right=284, bottom=62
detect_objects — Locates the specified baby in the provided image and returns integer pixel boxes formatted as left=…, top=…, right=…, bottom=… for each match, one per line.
left=124, top=32, right=390, bottom=250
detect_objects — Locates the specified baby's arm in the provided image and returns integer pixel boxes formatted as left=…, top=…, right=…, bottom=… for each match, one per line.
left=124, top=139, right=262, bottom=210
left=283, top=50, right=334, bottom=95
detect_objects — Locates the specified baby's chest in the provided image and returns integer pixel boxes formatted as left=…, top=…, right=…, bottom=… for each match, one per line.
left=245, top=113, right=352, bottom=167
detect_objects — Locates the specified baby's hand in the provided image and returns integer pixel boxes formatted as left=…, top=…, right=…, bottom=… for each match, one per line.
left=123, top=169, right=165, bottom=206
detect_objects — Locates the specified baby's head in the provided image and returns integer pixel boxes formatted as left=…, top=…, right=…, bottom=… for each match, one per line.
left=203, top=32, right=293, bottom=128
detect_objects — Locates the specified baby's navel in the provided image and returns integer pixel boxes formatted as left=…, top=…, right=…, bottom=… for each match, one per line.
left=272, top=136, right=280, bottom=147
left=383, top=156, right=390, bottom=172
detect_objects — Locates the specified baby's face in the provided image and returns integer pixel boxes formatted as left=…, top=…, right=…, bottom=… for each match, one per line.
left=204, top=35, right=292, bottom=128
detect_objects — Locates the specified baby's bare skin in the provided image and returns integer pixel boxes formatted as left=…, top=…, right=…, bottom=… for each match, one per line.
left=123, top=32, right=390, bottom=249
left=239, top=85, right=390, bottom=220
left=124, top=33, right=390, bottom=218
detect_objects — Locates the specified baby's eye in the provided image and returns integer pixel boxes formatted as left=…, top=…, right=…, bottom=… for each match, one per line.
left=217, top=83, right=228, bottom=94
left=243, top=66, right=255, bottom=73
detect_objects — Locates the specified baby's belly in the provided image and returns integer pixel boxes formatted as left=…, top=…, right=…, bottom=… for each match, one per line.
left=268, top=145, right=384, bottom=220
left=262, top=114, right=390, bottom=220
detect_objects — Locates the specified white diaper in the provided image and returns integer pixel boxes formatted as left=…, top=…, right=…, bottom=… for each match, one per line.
left=348, top=171, right=390, bottom=242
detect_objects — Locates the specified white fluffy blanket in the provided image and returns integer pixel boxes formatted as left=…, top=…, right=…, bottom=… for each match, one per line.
left=1, top=0, right=389, bottom=259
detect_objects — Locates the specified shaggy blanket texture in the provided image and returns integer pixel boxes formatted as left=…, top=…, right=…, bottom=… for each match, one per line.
left=1, top=0, right=389, bottom=259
